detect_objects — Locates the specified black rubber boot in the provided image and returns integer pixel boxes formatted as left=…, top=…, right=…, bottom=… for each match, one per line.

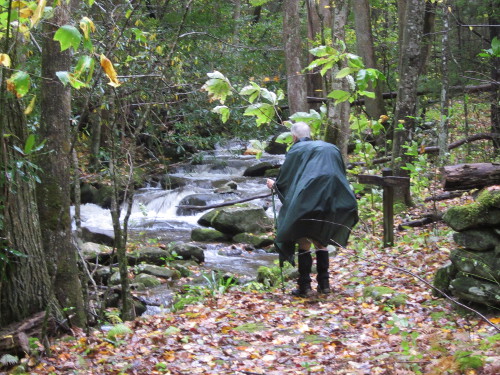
left=291, top=250, right=313, bottom=297
left=316, top=250, right=331, bottom=294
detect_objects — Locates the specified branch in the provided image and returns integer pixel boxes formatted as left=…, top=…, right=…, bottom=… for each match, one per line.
left=177, top=193, right=272, bottom=211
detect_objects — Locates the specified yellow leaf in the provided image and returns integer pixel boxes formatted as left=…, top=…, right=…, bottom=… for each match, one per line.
left=0, top=53, right=11, bottom=67
left=79, top=16, right=95, bottom=39
left=31, top=0, right=46, bottom=27
left=19, top=7, right=33, bottom=18
left=24, top=96, right=36, bottom=115
left=490, top=317, right=500, bottom=324
left=100, top=54, right=121, bottom=87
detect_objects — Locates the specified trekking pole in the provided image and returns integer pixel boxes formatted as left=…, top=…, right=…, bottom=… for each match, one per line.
left=271, top=184, right=286, bottom=293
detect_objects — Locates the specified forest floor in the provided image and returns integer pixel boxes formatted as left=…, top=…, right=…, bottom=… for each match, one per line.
left=21, top=192, right=500, bottom=374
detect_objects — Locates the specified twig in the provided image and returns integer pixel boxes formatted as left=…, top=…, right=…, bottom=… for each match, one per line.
left=177, top=193, right=272, bottom=211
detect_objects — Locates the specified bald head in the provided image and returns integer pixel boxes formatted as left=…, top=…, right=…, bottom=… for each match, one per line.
left=290, top=122, right=311, bottom=139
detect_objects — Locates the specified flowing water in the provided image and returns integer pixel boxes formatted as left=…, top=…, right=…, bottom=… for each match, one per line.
left=75, top=143, right=285, bottom=313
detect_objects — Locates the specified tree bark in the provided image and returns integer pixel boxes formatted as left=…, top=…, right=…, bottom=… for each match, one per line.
left=489, top=4, right=500, bottom=155
left=0, top=96, right=52, bottom=327
left=283, top=0, right=308, bottom=114
left=441, top=163, right=500, bottom=191
left=353, top=0, right=386, bottom=120
left=38, top=1, right=86, bottom=327
left=325, top=0, right=350, bottom=161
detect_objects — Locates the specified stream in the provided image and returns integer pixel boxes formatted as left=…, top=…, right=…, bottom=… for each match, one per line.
left=75, top=142, right=285, bottom=314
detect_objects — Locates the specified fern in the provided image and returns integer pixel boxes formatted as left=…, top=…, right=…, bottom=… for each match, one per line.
left=0, top=354, right=19, bottom=366
left=106, top=323, right=132, bottom=341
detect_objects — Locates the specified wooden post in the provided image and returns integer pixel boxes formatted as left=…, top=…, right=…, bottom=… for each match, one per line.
left=357, top=171, right=410, bottom=248
left=382, top=168, right=394, bottom=247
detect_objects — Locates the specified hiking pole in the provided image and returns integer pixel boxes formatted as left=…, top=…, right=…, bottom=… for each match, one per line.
left=270, top=183, right=286, bottom=294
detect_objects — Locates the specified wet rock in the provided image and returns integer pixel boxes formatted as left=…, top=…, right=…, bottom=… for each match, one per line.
left=243, top=162, right=275, bottom=177
left=177, top=194, right=221, bottom=216
left=191, top=228, right=229, bottom=242
left=135, top=264, right=181, bottom=280
left=127, top=246, right=172, bottom=266
left=232, top=233, right=274, bottom=248
left=450, top=249, right=500, bottom=281
left=198, top=204, right=273, bottom=235
left=168, top=241, right=205, bottom=263
left=218, top=246, right=243, bottom=256
left=81, top=227, right=114, bottom=247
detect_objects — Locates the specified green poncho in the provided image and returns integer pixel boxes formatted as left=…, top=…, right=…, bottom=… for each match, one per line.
left=274, top=138, right=358, bottom=264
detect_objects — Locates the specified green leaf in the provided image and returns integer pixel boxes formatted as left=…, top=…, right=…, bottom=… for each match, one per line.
left=335, top=67, right=353, bottom=79
left=212, top=105, right=230, bottom=123
left=164, top=326, right=181, bottom=335
left=24, top=134, right=36, bottom=154
left=239, top=83, right=260, bottom=103
left=276, top=132, right=292, bottom=144
left=53, top=25, right=82, bottom=52
left=346, top=53, right=364, bottom=69
left=202, top=71, right=232, bottom=104
left=260, top=88, right=278, bottom=105
left=327, top=89, right=350, bottom=103
left=56, top=71, right=86, bottom=89
left=492, top=37, right=500, bottom=56
left=7, top=71, right=31, bottom=97
left=359, top=91, right=375, bottom=98
left=250, top=0, right=271, bottom=6
left=243, top=103, right=275, bottom=126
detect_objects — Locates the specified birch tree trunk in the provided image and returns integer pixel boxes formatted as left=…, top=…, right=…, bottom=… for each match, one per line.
left=325, top=0, right=350, bottom=161
left=438, top=4, right=450, bottom=165
left=283, top=0, right=308, bottom=114
left=391, top=0, right=426, bottom=205
left=38, top=1, right=86, bottom=326
left=353, top=0, right=385, bottom=120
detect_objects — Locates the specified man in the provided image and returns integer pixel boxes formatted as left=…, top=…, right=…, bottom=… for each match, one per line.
left=267, top=122, right=358, bottom=297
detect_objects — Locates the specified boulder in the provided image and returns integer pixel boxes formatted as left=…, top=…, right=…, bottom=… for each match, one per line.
left=450, top=272, right=500, bottom=306
left=191, top=228, right=229, bottom=242
left=453, top=229, right=500, bottom=251
left=80, top=242, right=113, bottom=263
left=232, top=233, right=274, bottom=248
left=177, top=193, right=223, bottom=216
left=168, top=242, right=205, bottom=263
left=134, top=273, right=162, bottom=288
left=198, top=204, right=273, bottom=235
left=127, top=246, right=172, bottom=266
left=443, top=205, right=500, bottom=231
left=134, top=264, right=181, bottom=280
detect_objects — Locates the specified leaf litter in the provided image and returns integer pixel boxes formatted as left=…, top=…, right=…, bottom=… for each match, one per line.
left=27, top=195, right=500, bottom=375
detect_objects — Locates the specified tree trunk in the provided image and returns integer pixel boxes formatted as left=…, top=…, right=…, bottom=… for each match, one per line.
left=306, top=0, right=332, bottom=106
left=391, top=0, right=426, bottom=205
left=38, top=1, right=86, bottom=327
left=325, top=0, right=350, bottom=161
left=441, top=163, right=500, bottom=191
left=0, top=96, right=52, bottom=327
left=438, top=3, right=450, bottom=165
left=353, top=0, right=386, bottom=120
left=283, top=0, right=308, bottom=114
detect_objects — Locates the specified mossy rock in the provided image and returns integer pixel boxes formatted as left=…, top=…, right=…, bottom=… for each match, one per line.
left=134, top=273, right=162, bottom=288
left=450, top=249, right=500, bottom=281
left=191, top=228, right=229, bottom=242
left=449, top=272, right=500, bottom=307
left=363, top=286, right=408, bottom=307
left=232, top=233, right=274, bottom=248
left=443, top=189, right=500, bottom=231
left=256, top=264, right=297, bottom=287
left=433, top=261, right=458, bottom=297
left=134, top=264, right=181, bottom=280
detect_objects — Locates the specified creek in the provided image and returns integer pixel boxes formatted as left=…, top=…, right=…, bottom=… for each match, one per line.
left=75, top=142, right=285, bottom=314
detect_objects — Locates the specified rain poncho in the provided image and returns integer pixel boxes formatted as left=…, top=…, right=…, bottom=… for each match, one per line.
left=273, top=138, right=358, bottom=264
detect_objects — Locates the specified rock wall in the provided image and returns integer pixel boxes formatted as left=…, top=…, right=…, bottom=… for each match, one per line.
left=434, top=187, right=500, bottom=308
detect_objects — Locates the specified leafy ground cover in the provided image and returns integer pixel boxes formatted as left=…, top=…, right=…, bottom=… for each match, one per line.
left=19, top=194, right=500, bottom=375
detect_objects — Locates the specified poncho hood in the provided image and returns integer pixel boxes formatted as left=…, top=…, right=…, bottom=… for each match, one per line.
left=274, top=139, right=358, bottom=264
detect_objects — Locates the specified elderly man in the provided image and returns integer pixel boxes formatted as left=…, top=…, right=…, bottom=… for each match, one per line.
left=267, top=122, right=358, bottom=297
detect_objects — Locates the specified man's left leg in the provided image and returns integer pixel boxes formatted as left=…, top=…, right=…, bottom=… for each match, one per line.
left=314, top=242, right=331, bottom=294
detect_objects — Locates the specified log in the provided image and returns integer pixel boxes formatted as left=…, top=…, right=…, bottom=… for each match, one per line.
left=398, top=212, right=443, bottom=230
left=442, top=163, right=500, bottom=191
left=424, top=190, right=468, bottom=202
left=0, top=312, right=58, bottom=354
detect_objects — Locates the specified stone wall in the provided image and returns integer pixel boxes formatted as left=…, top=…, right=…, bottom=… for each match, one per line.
left=434, top=187, right=500, bottom=308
